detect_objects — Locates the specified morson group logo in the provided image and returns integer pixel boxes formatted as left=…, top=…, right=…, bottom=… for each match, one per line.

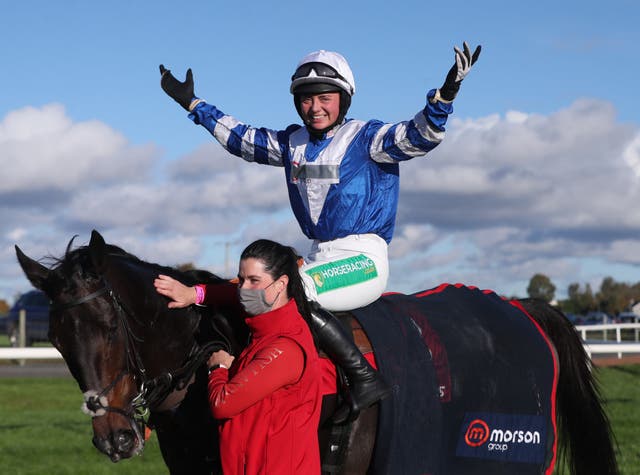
left=456, top=413, right=548, bottom=464
left=464, top=419, right=490, bottom=447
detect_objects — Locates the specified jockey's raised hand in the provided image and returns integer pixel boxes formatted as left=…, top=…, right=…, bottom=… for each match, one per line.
left=438, top=41, right=481, bottom=102
left=159, top=64, right=201, bottom=111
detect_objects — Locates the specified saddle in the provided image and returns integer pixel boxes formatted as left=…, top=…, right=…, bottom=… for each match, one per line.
left=318, top=313, right=373, bottom=359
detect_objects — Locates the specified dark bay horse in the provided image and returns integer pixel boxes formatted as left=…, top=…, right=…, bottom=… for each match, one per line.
left=16, top=230, right=618, bottom=474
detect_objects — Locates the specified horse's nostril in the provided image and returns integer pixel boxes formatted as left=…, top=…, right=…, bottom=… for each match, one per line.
left=115, top=430, right=135, bottom=452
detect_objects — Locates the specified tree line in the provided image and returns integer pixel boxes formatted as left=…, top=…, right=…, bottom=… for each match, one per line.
left=526, top=273, right=640, bottom=316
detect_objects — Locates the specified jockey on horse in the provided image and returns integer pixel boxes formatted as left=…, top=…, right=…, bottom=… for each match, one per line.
left=157, top=41, right=481, bottom=422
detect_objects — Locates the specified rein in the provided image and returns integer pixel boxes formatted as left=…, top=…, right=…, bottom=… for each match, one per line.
left=53, top=277, right=229, bottom=429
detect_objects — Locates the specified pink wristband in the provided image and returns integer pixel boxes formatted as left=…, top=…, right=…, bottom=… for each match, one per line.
left=194, top=285, right=205, bottom=305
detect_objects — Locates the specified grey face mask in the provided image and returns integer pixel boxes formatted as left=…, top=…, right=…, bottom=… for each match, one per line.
left=238, top=281, right=282, bottom=316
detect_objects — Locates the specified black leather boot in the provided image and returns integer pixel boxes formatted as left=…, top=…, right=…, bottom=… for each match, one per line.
left=309, top=305, right=392, bottom=423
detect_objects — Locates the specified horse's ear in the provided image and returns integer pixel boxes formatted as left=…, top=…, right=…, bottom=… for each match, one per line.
left=89, top=230, right=108, bottom=273
left=15, top=245, right=50, bottom=290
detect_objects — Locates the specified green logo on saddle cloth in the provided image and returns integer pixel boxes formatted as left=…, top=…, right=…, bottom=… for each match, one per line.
left=305, top=254, right=378, bottom=294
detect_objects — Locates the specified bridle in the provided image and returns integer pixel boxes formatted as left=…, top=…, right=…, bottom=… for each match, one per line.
left=51, top=275, right=229, bottom=432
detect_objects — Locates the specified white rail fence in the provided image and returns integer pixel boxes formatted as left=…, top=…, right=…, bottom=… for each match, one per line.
left=576, top=323, right=640, bottom=359
left=0, top=347, right=61, bottom=360
left=2, top=324, right=640, bottom=362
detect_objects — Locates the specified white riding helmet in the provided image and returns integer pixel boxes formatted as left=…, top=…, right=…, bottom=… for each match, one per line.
left=290, top=50, right=356, bottom=97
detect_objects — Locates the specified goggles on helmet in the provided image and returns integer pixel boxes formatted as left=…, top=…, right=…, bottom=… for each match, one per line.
left=291, top=62, right=346, bottom=82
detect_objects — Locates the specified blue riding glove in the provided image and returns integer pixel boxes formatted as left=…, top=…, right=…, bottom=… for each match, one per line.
left=159, top=64, right=200, bottom=111
left=438, top=41, right=481, bottom=102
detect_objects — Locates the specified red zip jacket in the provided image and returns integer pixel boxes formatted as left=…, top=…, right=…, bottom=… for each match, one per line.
left=208, top=298, right=322, bottom=474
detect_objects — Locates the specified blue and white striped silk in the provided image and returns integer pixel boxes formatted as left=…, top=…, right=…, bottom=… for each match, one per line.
left=189, top=88, right=452, bottom=244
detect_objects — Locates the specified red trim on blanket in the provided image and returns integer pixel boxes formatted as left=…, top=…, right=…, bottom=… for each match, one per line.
left=414, top=282, right=480, bottom=298
left=509, top=299, right=559, bottom=475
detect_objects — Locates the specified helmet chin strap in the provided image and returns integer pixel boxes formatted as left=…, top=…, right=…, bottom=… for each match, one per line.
left=305, top=119, right=342, bottom=138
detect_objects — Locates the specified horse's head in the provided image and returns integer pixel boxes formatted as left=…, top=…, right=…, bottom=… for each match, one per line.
left=15, top=230, right=212, bottom=462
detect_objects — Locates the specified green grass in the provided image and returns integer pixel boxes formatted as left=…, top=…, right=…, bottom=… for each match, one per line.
left=597, top=364, right=640, bottom=474
left=550, top=364, right=640, bottom=475
left=0, top=378, right=166, bottom=474
left=0, top=366, right=638, bottom=474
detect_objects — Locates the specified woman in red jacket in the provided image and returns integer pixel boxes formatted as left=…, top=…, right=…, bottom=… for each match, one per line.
left=155, top=240, right=322, bottom=474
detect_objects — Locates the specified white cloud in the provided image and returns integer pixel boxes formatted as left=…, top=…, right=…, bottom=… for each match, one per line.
left=388, top=224, right=440, bottom=259
left=0, top=104, right=156, bottom=195
left=606, top=240, right=640, bottom=265
left=5, top=228, right=28, bottom=242
left=399, top=98, right=639, bottom=234
left=623, top=132, right=640, bottom=179
left=505, top=110, right=529, bottom=124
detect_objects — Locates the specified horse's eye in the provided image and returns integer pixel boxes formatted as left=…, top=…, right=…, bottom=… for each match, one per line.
left=106, top=321, right=120, bottom=342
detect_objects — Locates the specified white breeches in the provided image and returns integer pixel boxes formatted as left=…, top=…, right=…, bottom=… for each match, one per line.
left=300, top=234, right=389, bottom=312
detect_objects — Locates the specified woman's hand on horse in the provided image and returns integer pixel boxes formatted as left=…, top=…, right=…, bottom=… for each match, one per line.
left=208, top=350, right=235, bottom=369
left=154, top=274, right=197, bottom=308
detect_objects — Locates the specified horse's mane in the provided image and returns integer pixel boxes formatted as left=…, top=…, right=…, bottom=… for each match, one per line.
left=45, top=235, right=225, bottom=286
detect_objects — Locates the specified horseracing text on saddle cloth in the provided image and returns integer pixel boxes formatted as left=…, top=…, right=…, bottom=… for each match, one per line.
left=15, top=231, right=619, bottom=475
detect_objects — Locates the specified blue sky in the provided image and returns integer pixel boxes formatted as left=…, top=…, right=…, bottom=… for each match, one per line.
left=1, top=0, right=639, bottom=305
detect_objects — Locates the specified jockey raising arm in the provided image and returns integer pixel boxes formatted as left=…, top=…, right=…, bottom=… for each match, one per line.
left=158, top=42, right=480, bottom=422
left=159, top=43, right=480, bottom=310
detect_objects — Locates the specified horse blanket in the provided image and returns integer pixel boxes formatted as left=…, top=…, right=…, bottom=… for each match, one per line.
left=352, top=283, right=558, bottom=475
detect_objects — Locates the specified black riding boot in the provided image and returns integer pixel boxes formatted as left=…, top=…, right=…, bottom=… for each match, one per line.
left=309, top=305, right=392, bottom=423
